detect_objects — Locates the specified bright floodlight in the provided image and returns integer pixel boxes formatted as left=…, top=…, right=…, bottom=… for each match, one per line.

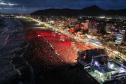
left=119, top=68, right=126, bottom=73
left=110, top=64, right=114, bottom=69
left=99, top=72, right=103, bottom=76
left=86, top=34, right=91, bottom=38
left=99, top=16, right=105, bottom=19
left=94, top=61, right=99, bottom=67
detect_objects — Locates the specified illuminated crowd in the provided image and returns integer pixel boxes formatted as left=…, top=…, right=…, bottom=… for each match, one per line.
left=26, top=29, right=96, bottom=68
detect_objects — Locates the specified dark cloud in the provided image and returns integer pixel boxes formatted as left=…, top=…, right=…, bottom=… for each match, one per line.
left=4, top=0, right=46, bottom=7
left=60, top=0, right=119, bottom=2
left=0, top=0, right=126, bottom=13
left=61, top=0, right=97, bottom=1
left=3, top=0, right=125, bottom=8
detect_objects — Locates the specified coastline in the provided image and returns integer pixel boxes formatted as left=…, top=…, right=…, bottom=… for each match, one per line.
left=0, top=18, right=35, bottom=84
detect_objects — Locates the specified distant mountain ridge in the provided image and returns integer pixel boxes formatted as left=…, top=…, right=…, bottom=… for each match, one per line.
left=31, top=5, right=126, bottom=16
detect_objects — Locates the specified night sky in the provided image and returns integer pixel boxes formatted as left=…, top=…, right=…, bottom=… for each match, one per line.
left=0, top=0, right=126, bottom=14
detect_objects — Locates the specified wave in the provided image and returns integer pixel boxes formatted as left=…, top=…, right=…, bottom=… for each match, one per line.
left=0, top=27, right=8, bottom=35
left=10, top=47, right=22, bottom=53
left=0, top=34, right=9, bottom=50
left=0, top=18, right=35, bottom=84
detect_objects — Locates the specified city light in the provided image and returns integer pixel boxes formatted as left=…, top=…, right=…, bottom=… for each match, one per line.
left=109, top=64, right=114, bottom=69
left=94, top=61, right=100, bottom=67
left=119, top=68, right=126, bottom=73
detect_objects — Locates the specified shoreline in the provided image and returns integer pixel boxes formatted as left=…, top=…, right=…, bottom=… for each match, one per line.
left=0, top=18, right=35, bottom=84
left=12, top=18, right=35, bottom=84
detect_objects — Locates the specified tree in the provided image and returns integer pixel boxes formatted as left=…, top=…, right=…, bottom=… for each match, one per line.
left=82, top=30, right=88, bottom=34
left=115, top=44, right=119, bottom=47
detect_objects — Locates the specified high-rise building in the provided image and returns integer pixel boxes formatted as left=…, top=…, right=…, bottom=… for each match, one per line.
left=88, top=28, right=97, bottom=35
left=115, top=34, right=123, bottom=44
left=81, top=20, right=89, bottom=30
left=84, top=23, right=88, bottom=30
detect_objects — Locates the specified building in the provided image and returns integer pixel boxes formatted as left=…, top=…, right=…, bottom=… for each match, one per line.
left=74, top=23, right=81, bottom=32
left=62, top=20, right=69, bottom=26
left=91, top=54, right=126, bottom=82
left=78, top=52, right=126, bottom=83
left=81, top=20, right=89, bottom=30
left=111, top=31, right=119, bottom=36
left=115, top=34, right=123, bottom=44
left=71, top=18, right=78, bottom=25
left=105, top=24, right=113, bottom=33
left=70, top=27, right=75, bottom=33
left=88, top=28, right=97, bottom=35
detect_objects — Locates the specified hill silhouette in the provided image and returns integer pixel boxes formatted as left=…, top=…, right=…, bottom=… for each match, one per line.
left=31, top=5, right=126, bottom=16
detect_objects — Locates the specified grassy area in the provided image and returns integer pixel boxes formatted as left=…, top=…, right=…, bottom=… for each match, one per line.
left=25, top=18, right=35, bottom=21
left=18, top=18, right=46, bottom=28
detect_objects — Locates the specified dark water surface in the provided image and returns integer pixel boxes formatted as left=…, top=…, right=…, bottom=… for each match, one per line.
left=0, top=18, right=34, bottom=84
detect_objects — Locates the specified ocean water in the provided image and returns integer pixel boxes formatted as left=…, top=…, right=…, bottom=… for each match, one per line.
left=0, top=17, right=34, bottom=84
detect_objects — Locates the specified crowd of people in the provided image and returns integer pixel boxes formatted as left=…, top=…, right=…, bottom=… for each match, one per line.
left=26, top=29, right=97, bottom=69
